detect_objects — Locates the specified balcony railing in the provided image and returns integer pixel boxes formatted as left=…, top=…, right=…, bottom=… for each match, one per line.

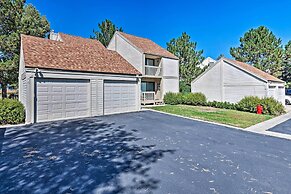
left=141, top=92, right=163, bottom=105
left=145, top=65, right=162, bottom=76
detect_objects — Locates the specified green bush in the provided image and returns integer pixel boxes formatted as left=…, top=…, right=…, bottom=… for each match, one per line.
left=237, top=96, right=285, bottom=115
left=0, top=99, right=25, bottom=125
left=236, top=96, right=261, bottom=113
left=207, top=101, right=237, bottom=110
left=164, top=92, right=206, bottom=106
left=164, top=92, right=179, bottom=105
left=260, top=97, right=286, bottom=115
left=182, top=93, right=207, bottom=106
left=164, top=92, right=285, bottom=116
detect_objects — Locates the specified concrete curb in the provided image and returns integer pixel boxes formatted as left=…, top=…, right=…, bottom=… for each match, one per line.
left=245, top=111, right=291, bottom=133
left=145, top=108, right=243, bottom=130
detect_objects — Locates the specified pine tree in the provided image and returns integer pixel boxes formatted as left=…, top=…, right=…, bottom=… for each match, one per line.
left=0, top=0, right=50, bottom=98
left=92, top=19, right=123, bottom=47
left=230, top=26, right=283, bottom=78
left=281, top=41, right=291, bottom=86
left=167, top=32, right=204, bottom=92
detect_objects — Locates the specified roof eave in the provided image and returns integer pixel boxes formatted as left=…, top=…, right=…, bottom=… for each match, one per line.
left=144, top=52, right=179, bottom=60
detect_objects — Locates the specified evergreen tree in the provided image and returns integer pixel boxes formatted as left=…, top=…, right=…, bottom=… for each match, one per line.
left=0, top=0, right=50, bottom=98
left=217, top=54, right=224, bottom=60
left=282, top=41, right=291, bottom=86
left=230, top=26, right=283, bottom=78
left=167, top=32, right=204, bottom=92
left=92, top=19, right=123, bottom=47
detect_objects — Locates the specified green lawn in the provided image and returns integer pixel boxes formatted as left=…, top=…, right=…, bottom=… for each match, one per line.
left=149, top=105, right=274, bottom=128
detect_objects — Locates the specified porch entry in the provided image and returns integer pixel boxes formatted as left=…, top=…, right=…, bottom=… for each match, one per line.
left=141, top=80, right=163, bottom=105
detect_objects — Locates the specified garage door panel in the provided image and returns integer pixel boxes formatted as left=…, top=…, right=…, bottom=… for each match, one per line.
left=104, top=81, right=138, bottom=115
left=36, top=79, right=90, bottom=122
left=52, top=87, right=63, bottom=92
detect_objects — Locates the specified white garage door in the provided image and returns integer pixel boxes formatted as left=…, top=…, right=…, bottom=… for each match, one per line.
left=268, top=86, right=277, bottom=99
left=36, top=79, right=90, bottom=122
left=104, top=80, right=138, bottom=115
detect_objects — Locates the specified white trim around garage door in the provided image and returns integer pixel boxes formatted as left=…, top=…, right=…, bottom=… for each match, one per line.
left=34, top=78, right=91, bottom=123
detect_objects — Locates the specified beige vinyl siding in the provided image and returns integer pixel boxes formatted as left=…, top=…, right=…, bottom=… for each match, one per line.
left=224, top=85, right=266, bottom=103
left=191, top=61, right=222, bottom=101
left=108, top=33, right=143, bottom=73
left=222, top=62, right=267, bottom=103
left=96, top=79, right=104, bottom=115
left=161, top=58, right=179, bottom=96
left=91, top=79, right=97, bottom=116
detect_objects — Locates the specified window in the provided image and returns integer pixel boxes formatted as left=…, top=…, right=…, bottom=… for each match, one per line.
left=145, top=58, right=155, bottom=66
left=141, top=82, right=155, bottom=92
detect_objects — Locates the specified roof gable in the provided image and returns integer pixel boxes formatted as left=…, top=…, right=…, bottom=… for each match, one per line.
left=223, top=58, right=284, bottom=83
left=192, top=57, right=284, bottom=84
left=117, top=32, right=178, bottom=60
left=21, top=33, right=140, bottom=75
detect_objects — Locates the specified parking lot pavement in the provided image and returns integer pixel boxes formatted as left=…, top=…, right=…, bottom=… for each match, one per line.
left=268, top=119, right=291, bottom=135
left=1, top=110, right=291, bottom=193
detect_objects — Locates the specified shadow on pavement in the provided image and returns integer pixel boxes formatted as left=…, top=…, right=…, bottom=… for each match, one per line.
left=0, top=118, right=175, bottom=193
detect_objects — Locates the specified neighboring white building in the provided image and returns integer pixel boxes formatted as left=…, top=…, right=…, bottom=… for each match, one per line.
left=108, top=31, right=179, bottom=105
left=198, top=57, right=216, bottom=69
left=19, top=32, right=141, bottom=123
left=191, top=57, right=285, bottom=104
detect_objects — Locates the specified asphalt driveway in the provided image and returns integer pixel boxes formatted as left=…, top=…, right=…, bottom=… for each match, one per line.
left=1, top=110, right=291, bottom=194
left=268, top=119, right=291, bottom=135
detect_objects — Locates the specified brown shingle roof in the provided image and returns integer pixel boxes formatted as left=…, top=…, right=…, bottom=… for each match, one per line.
left=223, top=58, right=284, bottom=83
left=21, top=33, right=140, bottom=75
left=118, top=32, right=179, bottom=60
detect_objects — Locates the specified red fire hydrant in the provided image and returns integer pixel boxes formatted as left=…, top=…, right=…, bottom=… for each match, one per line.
left=257, top=104, right=263, bottom=114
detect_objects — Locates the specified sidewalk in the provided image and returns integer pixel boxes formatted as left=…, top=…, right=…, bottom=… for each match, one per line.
left=244, top=107, right=291, bottom=140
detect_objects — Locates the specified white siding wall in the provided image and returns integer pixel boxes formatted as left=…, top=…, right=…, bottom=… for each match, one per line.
left=91, top=79, right=97, bottom=116
left=191, top=60, right=285, bottom=105
left=18, top=45, right=26, bottom=106
left=161, top=58, right=179, bottom=95
left=96, top=79, right=104, bottom=115
left=25, top=77, right=34, bottom=123
left=222, top=62, right=267, bottom=103
left=107, top=33, right=143, bottom=73
left=191, top=61, right=223, bottom=101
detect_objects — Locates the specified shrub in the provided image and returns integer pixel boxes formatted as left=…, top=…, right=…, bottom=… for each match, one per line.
left=207, top=101, right=237, bottom=110
left=183, top=93, right=207, bottom=106
left=236, top=96, right=261, bottom=113
left=164, top=92, right=285, bottom=116
left=0, top=99, right=25, bottom=125
left=237, top=96, right=285, bottom=115
left=164, top=92, right=206, bottom=106
left=260, top=97, right=286, bottom=115
left=164, top=92, right=180, bottom=105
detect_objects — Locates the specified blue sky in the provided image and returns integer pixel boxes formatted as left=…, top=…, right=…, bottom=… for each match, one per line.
left=27, top=0, right=291, bottom=59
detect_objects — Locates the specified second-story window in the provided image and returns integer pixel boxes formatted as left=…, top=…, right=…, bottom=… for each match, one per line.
left=145, top=58, right=155, bottom=66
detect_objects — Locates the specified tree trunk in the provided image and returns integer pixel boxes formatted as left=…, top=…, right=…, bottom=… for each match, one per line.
left=1, top=83, right=7, bottom=98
